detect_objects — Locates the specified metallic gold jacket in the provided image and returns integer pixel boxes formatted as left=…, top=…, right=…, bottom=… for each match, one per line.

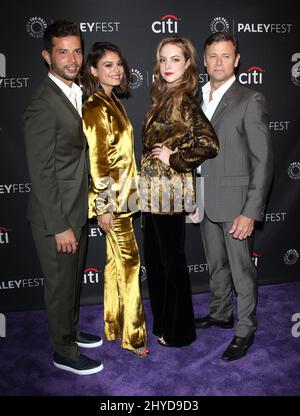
left=82, top=91, right=139, bottom=217
left=140, top=95, right=219, bottom=214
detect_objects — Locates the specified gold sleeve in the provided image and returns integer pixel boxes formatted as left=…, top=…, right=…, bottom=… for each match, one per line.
left=82, top=103, right=116, bottom=217
left=169, top=109, right=219, bottom=173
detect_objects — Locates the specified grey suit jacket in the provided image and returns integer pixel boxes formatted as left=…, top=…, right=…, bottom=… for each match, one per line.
left=201, top=80, right=273, bottom=222
left=23, top=77, right=88, bottom=236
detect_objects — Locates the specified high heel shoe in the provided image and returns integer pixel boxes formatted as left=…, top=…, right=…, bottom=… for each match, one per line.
left=131, top=346, right=150, bottom=358
left=157, top=337, right=177, bottom=348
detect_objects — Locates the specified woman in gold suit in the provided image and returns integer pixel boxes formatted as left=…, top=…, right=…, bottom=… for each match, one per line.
left=140, top=37, right=219, bottom=347
left=82, top=42, right=148, bottom=357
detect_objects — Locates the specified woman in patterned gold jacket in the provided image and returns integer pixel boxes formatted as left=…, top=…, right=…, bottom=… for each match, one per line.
left=82, top=42, right=148, bottom=358
left=140, top=37, right=219, bottom=348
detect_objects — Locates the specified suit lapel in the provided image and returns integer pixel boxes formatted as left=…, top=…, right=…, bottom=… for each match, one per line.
left=211, top=80, right=240, bottom=125
left=211, top=100, right=228, bottom=125
left=46, top=77, right=82, bottom=123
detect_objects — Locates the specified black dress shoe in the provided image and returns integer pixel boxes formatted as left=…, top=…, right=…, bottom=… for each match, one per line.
left=75, top=332, right=103, bottom=348
left=195, top=315, right=234, bottom=329
left=53, top=352, right=103, bottom=375
left=220, top=334, right=255, bottom=362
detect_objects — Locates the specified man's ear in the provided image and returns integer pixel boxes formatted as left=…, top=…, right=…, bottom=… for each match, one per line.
left=234, top=53, right=240, bottom=68
left=42, top=49, right=51, bottom=66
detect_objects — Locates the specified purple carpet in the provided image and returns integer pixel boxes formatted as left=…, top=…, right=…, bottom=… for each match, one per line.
left=0, top=282, right=300, bottom=396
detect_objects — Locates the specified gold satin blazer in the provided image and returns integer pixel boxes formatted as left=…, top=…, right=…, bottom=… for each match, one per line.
left=82, top=91, right=139, bottom=218
left=140, top=95, right=219, bottom=214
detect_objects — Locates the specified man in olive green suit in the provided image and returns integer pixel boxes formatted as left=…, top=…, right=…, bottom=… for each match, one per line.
left=23, top=20, right=103, bottom=375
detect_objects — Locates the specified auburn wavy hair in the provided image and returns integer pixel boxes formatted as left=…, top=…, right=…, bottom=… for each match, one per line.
left=143, top=37, right=199, bottom=133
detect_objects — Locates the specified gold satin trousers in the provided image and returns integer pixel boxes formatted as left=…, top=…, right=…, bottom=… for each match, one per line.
left=104, top=213, right=147, bottom=350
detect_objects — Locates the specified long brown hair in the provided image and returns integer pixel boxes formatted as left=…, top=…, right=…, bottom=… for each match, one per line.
left=81, top=41, right=130, bottom=99
left=143, top=37, right=199, bottom=132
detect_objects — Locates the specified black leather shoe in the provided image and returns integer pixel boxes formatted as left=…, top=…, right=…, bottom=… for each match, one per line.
left=220, top=334, right=255, bottom=362
left=53, top=352, right=103, bottom=375
left=75, top=332, right=103, bottom=348
left=195, top=315, right=234, bottom=329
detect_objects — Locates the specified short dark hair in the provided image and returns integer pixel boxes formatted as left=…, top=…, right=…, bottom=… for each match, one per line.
left=203, top=32, right=239, bottom=56
left=43, top=20, right=83, bottom=52
left=82, top=41, right=131, bottom=99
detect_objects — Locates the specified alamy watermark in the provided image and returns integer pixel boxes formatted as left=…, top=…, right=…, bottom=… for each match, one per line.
left=291, top=313, right=300, bottom=338
left=92, top=170, right=204, bottom=220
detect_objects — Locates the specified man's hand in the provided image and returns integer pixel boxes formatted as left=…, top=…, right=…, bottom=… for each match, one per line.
left=55, top=228, right=78, bottom=254
left=229, top=215, right=255, bottom=240
left=151, top=144, right=178, bottom=166
left=98, top=213, right=114, bottom=234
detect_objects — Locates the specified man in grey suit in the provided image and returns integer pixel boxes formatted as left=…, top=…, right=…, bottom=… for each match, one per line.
left=23, top=20, right=103, bottom=374
left=193, top=32, right=273, bottom=361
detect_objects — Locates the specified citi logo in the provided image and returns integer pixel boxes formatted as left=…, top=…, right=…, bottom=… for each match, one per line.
left=0, top=226, right=9, bottom=244
left=252, top=251, right=261, bottom=267
left=239, top=66, right=265, bottom=85
left=151, top=14, right=179, bottom=34
left=83, top=267, right=101, bottom=284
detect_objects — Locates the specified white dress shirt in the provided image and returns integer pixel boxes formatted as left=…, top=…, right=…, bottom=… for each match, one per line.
left=201, top=75, right=236, bottom=121
left=197, top=75, right=236, bottom=174
left=48, top=72, right=82, bottom=117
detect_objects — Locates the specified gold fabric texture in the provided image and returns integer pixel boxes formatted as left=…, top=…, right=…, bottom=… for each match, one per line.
left=82, top=90, right=146, bottom=351
left=140, top=95, right=219, bottom=214
left=83, top=91, right=139, bottom=217
left=104, top=214, right=146, bottom=350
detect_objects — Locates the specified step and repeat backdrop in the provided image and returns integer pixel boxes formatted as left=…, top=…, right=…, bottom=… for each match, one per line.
left=1, top=0, right=299, bottom=311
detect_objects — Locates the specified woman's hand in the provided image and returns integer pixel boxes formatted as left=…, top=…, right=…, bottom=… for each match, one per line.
left=188, top=208, right=200, bottom=224
left=151, top=144, right=178, bottom=166
left=97, top=213, right=114, bottom=234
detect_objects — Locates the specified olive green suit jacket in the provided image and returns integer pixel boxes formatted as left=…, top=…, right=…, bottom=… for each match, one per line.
left=23, top=77, right=88, bottom=236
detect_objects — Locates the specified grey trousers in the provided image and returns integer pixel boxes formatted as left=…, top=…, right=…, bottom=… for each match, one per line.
left=200, top=214, right=257, bottom=338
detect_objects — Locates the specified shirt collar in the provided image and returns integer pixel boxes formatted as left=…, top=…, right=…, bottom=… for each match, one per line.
left=202, top=75, right=236, bottom=99
left=48, top=72, right=82, bottom=100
